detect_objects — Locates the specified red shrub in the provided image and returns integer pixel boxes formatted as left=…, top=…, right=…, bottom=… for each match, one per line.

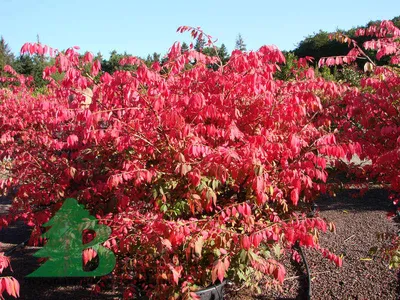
left=5, top=24, right=398, bottom=298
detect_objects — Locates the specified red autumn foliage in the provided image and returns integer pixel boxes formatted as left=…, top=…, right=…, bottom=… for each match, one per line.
left=0, top=21, right=398, bottom=298
left=318, top=20, right=400, bottom=268
left=319, top=20, right=400, bottom=194
left=0, top=253, right=19, bottom=299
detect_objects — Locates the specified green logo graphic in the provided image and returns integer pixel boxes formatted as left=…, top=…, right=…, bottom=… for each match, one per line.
left=27, top=198, right=116, bottom=277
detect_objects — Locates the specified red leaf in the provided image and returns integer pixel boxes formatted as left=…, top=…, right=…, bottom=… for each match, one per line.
left=168, top=263, right=182, bottom=285
left=211, top=259, right=226, bottom=283
left=290, top=189, right=299, bottom=206
left=67, top=134, right=79, bottom=147
left=190, top=292, right=201, bottom=299
left=274, top=265, right=286, bottom=283
left=101, top=72, right=112, bottom=84
left=241, top=236, right=251, bottom=250
left=12, top=277, right=20, bottom=297
left=83, top=248, right=97, bottom=265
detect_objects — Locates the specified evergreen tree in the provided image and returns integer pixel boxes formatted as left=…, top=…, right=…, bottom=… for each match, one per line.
left=194, top=36, right=206, bottom=51
left=201, top=47, right=216, bottom=57
left=181, top=42, right=189, bottom=54
left=145, top=54, right=153, bottom=66
left=293, top=15, right=400, bottom=68
left=274, top=51, right=296, bottom=81
left=95, top=52, right=103, bottom=61
left=0, top=36, right=14, bottom=71
left=13, top=53, right=49, bottom=89
left=235, top=34, right=247, bottom=51
left=102, top=50, right=136, bottom=73
left=151, top=52, right=160, bottom=63
left=218, top=43, right=230, bottom=64
left=102, top=50, right=122, bottom=73
left=13, top=55, right=34, bottom=75
left=144, top=52, right=161, bottom=67
left=393, top=16, right=400, bottom=28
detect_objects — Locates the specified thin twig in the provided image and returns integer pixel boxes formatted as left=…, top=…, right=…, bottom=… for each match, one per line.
left=284, top=271, right=332, bottom=281
left=344, top=234, right=356, bottom=242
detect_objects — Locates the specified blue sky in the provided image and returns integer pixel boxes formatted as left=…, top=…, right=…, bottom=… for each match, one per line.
left=0, top=0, right=399, bottom=58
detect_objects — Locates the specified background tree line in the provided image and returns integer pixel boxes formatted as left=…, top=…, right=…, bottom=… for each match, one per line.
left=1, top=15, right=398, bottom=88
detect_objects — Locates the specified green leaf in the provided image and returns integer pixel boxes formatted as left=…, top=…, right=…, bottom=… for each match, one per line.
left=211, top=179, right=220, bottom=190
left=214, top=248, right=221, bottom=257
left=239, top=249, right=247, bottom=263
left=171, top=180, right=178, bottom=189
left=160, top=204, right=167, bottom=213
left=237, top=269, right=245, bottom=280
left=152, top=188, right=158, bottom=199
left=248, top=249, right=258, bottom=262
left=273, top=244, right=281, bottom=259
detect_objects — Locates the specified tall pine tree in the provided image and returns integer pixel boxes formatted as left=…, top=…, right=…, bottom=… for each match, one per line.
left=0, top=36, right=14, bottom=71
left=235, top=34, right=247, bottom=51
left=194, top=36, right=206, bottom=51
left=218, top=43, right=230, bottom=64
left=181, top=42, right=189, bottom=54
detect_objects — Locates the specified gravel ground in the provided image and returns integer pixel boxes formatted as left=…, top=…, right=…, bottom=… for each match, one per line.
left=1, top=189, right=399, bottom=299
left=226, top=189, right=400, bottom=300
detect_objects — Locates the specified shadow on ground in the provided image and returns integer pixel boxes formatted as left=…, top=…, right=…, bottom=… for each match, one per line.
left=316, top=188, right=394, bottom=212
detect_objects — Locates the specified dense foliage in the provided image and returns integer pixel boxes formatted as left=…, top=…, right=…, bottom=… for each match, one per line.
left=318, top=20, right=400, bottom=268
left=294, top=15, right=400, bottom=64
left=0, top=20, right=399, bottom=299
left=0, top=252, right=19, bottom=299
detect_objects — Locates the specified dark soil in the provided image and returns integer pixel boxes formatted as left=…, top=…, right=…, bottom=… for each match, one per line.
left=1, top=189, right=399, bottom=299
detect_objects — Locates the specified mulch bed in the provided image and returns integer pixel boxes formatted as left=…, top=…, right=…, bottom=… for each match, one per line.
left=1, top=189, right=399, bottom=299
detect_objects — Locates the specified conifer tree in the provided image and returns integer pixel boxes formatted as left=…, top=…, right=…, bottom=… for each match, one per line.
left=194, top=36, right=206, bottom=51
left=0, top=36, right=14, bottom=71
left=218, top=43, right=230, bottom=64
left=181, top=42, right=189, bottom=54
left=235, top=34, right=247, bottom=51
